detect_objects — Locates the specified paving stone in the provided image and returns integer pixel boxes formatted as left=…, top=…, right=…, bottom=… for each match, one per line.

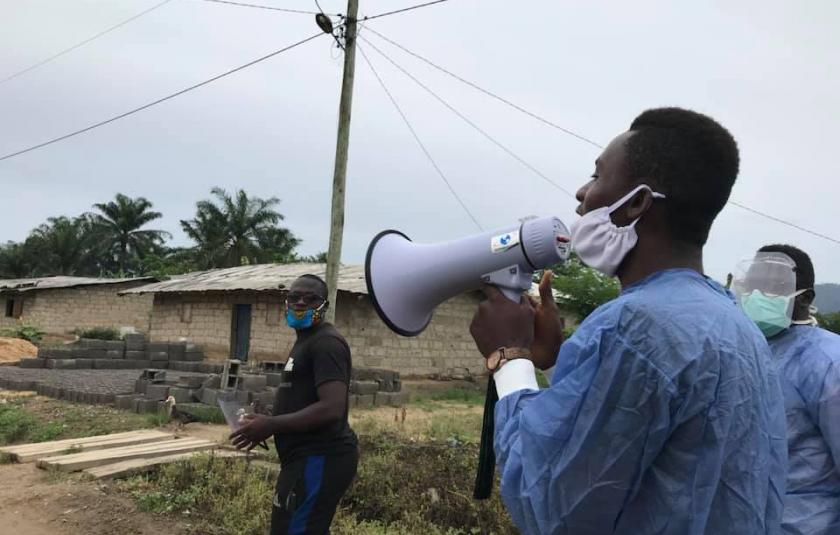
left=167, top=386, right=192, bottom=403
left=19, top=358, right=46, bottom=369
left=240, top=375, right=267, bottom=391
left=80, top=339, right=107, bottom=349
left=351, top=380, right=379, bottom=395
left=87, top=349, right=107, bottom=359
left=145, top=384, right=170, bottom=400
left=114, top=394, right=138, bottom=410
left=356, top=394, right=374, bottom=408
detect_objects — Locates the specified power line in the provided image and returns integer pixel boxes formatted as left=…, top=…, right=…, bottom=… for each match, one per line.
left=728, top=201, right=840, bottom=245
left=199, top=0, right=338, bottom=16
left=361, top=0, right=451, bottom=21
left=0, top=32, right=325, bottom=163
left=0, top=0, right=175, bottom=86
left=359, top=34, right=576, bottom=199
left=361, top=25, right=603, bottom=149
left=358, top=43, right=482, bottom=230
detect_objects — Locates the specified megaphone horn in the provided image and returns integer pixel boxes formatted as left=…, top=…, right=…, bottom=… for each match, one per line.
left=365, top=216, right=571, bottom=337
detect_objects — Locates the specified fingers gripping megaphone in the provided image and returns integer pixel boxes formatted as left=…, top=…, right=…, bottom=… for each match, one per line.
left=365, top=215, right=571, bottom=499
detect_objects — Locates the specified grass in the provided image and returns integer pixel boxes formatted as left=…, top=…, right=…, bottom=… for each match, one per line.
left=0, top=393, right=155, bottom=446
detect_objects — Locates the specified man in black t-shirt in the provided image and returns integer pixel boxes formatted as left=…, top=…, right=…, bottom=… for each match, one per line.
left=231, top=274, right=358, bottom=535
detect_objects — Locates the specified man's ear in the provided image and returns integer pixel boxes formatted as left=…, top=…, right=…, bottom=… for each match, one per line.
left=624, top=187, right=655, bottom=221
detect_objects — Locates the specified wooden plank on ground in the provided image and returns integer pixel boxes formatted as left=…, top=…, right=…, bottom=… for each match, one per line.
left=84, top=449, right=246, bottom=480
left=0, top=430, right=175, bottom=463
left=36, top=438, right=216, bottom=472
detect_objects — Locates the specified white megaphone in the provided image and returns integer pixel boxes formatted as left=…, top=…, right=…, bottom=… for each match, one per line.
left=365, top=216, right=571, bottom=336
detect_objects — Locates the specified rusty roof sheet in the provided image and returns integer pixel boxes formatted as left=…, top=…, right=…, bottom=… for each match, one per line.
left=0, top=276, right=157, bottom=293
left=119, top=264, right=368, bottom=295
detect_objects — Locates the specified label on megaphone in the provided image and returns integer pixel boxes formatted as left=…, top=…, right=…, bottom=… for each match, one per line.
left=365, top=216, right=570, bottom=337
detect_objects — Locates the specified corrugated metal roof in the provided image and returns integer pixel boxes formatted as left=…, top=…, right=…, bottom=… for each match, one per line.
left=0, top=276, right=157, bottom=293
left=120, top=264, right=369, bottom=295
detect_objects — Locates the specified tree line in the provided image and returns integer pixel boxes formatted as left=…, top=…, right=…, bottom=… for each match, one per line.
left=0, top=188, right=324, bottom=279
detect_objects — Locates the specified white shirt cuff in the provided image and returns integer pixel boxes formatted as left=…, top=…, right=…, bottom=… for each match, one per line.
left=494, top=358, right=539, bottom=399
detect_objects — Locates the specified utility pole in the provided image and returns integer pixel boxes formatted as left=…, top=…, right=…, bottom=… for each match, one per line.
left=324, top=0, right=359, bottom=324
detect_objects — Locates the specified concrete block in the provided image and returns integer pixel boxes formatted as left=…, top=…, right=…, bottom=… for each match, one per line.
left=201, top=388, right=221, bottom=406
left=136, top=399, right=161, bottom=413
left=184, top=343, right=200, bottom=352
left=123, top=359, right=149, bottom=368
left=179, top=376, right=205, bottom=389
left=202, top=374, right=221, bottom=389
left=234, top=390, right=250, bottom=403
left=265, top=373, right=284, bottom=387
left=124, top=333, right=147, bottom=351
left=135, top=379, right=148, bottom=394
left=114, top=394, right=138, bottom=411
left=47, top=359, right=77, bottom=369
left=376, top=391, right=410, bottom=407
left=251, top=390, right=275, bottom=407
left=93, top=359, right=117, bottom=369
left=260, top=361, right=285, bottom=372
left=168, top=343, right=185, bottom=360
left=80, top=338, right=107, bottom=349
left=147, top=351, right=169, bottom=361
left=240, top=375, right=267, bottom=391
left=141, top=369, right=167, bottom=382
left=19, top=358, right=46, bottom=369
left=103, top=340, right=125, bottom=351
left=146, top=342, right=169, bottom=354
left=356, top=394, right=374, bottom=408
left=87, top=349, right=107, bottom=359
left=351, top=381, right=379, bottom=395
left=75, top=358, right=94, bottom=369
left=125, top=350, right=146, bottom=360
left=106, top=349, right=124, bottom=360
left=145, top=384, right=170, bottom=401
left=167, top=386, right=192, bottom=403
left=48, top=349, right=76, bottom=359
left=183, top=351, right=204, bottom=362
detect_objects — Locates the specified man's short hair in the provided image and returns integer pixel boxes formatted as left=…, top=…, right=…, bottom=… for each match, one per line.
left=297, top=274, right=328, bottom=298
left=626, top=107, right=740, bottom=246
left=758, top=244, right=815, bottom=290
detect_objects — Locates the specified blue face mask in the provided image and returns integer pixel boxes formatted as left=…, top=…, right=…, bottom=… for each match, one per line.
left=285, top=302, right=326, bottom=330
left=741, top=289, right=793, bottom=338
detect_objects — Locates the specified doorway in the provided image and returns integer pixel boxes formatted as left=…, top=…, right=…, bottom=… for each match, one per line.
left=230, top=304, right=252, bottom=361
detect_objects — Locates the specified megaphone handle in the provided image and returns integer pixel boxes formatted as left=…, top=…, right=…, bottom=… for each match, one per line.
left=499, top=286, right=524, bottom=302
left=482, top=265, right=533, bottom=302
left=473, top=376, right=499, bottom=500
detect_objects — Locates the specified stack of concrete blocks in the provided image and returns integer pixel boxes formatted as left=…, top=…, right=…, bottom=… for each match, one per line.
left=348, top=368, right=409, bottom=408
left=19, top=335, right=224, bottom=373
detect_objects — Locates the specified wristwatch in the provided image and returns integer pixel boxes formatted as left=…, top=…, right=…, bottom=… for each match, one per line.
left=485, top=347, right=531, bottom=373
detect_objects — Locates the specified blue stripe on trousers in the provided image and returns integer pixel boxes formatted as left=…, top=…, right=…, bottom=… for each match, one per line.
left=289, top=455, right=326, bottom=535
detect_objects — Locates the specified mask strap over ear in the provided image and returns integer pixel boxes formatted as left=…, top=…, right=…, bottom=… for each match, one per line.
left=607, top=184, right=667, bottom=227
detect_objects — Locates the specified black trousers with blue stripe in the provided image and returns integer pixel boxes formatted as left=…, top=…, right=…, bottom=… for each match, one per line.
left=270, top=449, right=358, bottom=535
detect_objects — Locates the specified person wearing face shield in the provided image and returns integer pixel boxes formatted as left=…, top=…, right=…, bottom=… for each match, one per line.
left=737, top=245, right=840, bottom=535
left=230, top=274, right=358, bottom=535
left=469, top=108, right=786, bottom=534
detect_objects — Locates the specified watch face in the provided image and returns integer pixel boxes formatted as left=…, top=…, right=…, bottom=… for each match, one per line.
left=486, top=353, right=501, bottom=371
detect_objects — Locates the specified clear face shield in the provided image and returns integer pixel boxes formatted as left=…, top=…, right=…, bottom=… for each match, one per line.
left=732, top=252, right=798, bottom=337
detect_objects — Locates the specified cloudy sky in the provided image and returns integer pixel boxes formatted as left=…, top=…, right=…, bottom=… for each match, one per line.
left=1, top=0, right=838, bottom=283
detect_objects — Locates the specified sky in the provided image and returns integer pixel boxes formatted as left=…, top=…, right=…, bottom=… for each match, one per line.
left=1, top=0, right=838, bottom=283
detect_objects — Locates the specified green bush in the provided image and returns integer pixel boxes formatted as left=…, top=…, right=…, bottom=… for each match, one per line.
left=816, top=312, right=840, bottom=335
left=75, top=326, right=121, bottom=340
left=1, top=322, right=44, bottom=344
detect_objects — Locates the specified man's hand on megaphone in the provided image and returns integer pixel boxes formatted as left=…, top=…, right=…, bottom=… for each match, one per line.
left=528, top=270, right=564, bottom=371
left=470, top=284, right=535, bottom=358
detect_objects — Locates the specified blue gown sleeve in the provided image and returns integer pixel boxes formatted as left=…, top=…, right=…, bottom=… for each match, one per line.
left=494, top=328, right=674, bottom=535
left=817, top=360, right=840, bottom=470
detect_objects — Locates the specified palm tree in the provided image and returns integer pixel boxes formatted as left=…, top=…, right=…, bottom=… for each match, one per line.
left=28, top=216, right=92, bottom=276
left=91, top=194, right=171, bottom=275
left=181, top=188, right=299, bottom=268
left=0, top=240, right=37, bottom=278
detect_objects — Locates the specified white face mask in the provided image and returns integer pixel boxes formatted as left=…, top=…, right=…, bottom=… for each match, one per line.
left=570, top=184, right=666, bottom=276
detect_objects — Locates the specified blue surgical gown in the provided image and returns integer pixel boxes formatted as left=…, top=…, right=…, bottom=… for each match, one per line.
left=768, top=325, right=840, bottom=535
left=495, top=269, right=787, bottom=534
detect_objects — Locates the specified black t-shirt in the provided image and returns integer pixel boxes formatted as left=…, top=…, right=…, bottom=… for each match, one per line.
left=273, top=322, right=358, bottom=463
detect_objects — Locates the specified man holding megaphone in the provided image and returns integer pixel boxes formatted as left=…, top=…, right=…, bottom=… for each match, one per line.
left=469, top=108, right=787, bottom=534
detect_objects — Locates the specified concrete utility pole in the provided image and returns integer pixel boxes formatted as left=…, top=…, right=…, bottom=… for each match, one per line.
left=324, top=0, right=359, bottom=324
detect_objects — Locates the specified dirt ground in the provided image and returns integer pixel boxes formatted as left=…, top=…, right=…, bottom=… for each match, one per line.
left=0, top=337, right=37, bottom=364
left=0, top=463, right=188, bottom=535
